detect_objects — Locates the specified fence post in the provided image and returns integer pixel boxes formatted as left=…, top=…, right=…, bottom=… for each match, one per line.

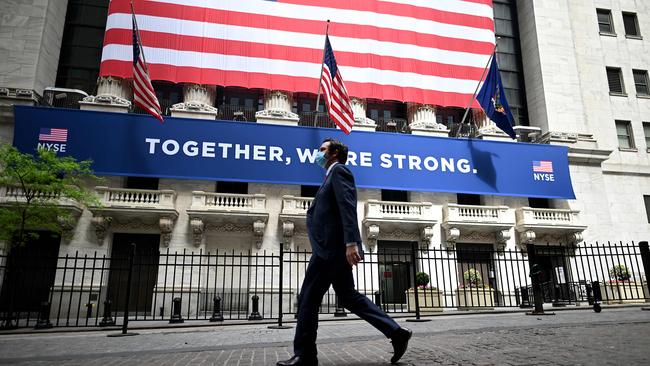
left=248, top=295, right=263, bottom=320
left=108, top=243, right=139, bottom=337
left=209, top=296, right=224, bottom=322
left=34, top=301, right=53, bottom=329
left=526, top=243, right=554, bottom=316
left=334, top=295, right=347, bottom=317
left=1, top=254, right=17, bottom=330
left=639, top=241, right=650, bottom=311
left=99, top=299, right=116, bottom=326
left=406, top=241, right=430, bottom=323
left=269, top=244, right=291, bottom=329
left=169, top=297, right=184, bottom=323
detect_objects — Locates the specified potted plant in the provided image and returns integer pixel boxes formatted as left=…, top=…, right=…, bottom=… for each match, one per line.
left=600, top=264, right=645, bottom=304
left=406, top=272, right=442, bottom=312
left=456, top=268, right=494, bottom=309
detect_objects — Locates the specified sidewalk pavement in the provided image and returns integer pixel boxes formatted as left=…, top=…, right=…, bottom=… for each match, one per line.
left=0, top=307, right=649, bottom=365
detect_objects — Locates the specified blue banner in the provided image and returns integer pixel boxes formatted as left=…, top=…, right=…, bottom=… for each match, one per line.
left=13, top=106, right=575, bottom=199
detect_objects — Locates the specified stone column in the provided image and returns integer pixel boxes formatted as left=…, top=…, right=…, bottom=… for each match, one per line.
left=350, top=97, right=376, bottom=131
left=255, top=90, right=299, bottom=126
left=407, top=103, right=449, bottom=137
left=170, top=83, right=218, bottom=120
left=474, top=109, right=512, bottom=141
left=80, top=76, right=132, bottom=113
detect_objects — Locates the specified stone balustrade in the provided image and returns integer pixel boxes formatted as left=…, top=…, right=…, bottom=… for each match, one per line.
left=280, top=195, right=314, bottom=216
left=95, top=186, right=176, bottom=210
left=190, top=191, right=266, bottom=212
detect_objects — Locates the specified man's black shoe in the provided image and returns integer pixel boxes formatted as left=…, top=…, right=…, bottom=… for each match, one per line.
left=390, top=327, right=412, bottom=364
left=276, top=355, right=318, bottom=366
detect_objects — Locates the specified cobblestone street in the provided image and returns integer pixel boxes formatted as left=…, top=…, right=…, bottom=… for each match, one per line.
left=0, top=307, right=648, bottom=365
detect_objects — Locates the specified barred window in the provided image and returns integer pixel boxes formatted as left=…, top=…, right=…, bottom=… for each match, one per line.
left=606, top=67, right=626, bottom=94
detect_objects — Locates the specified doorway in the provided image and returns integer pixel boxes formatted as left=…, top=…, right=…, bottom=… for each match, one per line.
left=107, top=233, right=160, bottom=313
left=377, top=241, right=414, bottom=307
left=0, top=232, right=61, bottom=314
left=536, top=249, right=572, bottom=304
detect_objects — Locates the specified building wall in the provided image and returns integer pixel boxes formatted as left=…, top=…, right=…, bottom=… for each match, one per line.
left=0, top=0, right=68, bottom=95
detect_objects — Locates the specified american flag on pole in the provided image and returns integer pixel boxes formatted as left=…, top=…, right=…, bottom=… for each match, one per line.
left=320, top=36, right=354, bottom=134
left=533, top=161, right=553, bottom=173
left=132, top=8, right=163, bottom=122
left=100, top=0, right=495, bottom=107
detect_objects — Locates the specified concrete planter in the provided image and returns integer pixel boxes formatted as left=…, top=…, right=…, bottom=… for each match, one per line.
left=406, top=289, right=443, bottom=312
left=600, top=282, right=646, bottom=304
left=456, top=288, right=494, bottom=309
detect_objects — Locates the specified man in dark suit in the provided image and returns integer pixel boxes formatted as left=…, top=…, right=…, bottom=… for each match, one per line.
left=277, top=138, right=412, bottom=366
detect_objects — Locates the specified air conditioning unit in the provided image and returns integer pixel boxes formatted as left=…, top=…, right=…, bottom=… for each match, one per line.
left=42, top=87, right=89, bottom=109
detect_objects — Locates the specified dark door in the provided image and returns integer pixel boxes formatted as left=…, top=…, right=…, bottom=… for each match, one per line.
left=537, top=253, right=572, bottom=304
left=0, top=232, right=61, bottom=313
left=107, top=234, right=160, bottom=313
left=378, top=241, right=413, bottom=306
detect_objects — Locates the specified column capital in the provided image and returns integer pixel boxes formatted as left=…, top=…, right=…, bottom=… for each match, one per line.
left=407, top=103, right=448, bottom=137
left=170, top=83, right=218, bottom=120
left=350, top=97, right=377, bottom=131
left=255, top=90, right=299, bottom=126
left=79, top=76, right=131, bottom=113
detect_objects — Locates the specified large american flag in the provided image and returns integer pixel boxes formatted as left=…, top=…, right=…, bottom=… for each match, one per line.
left=320, top=36, right=354, bottom=134
left=132, top=9, right=163, bottom=122
left=100, top=0, right=495, bottom=107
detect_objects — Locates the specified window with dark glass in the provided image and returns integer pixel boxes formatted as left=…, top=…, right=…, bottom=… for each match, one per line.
left=132, top=81, right=182, bottom=117
left=528, top=198, right=551, bottom=209
left=55, top=0, right=110, bottom=94
left=633, top=70, right=649, bottom=96
left=597, top=9, right=615, bottom=34
left=457, top=194, right=482, bottom=206
left=216, top=87, right=262, bottom=122
left=216, top=181, right=248, bottom=194
left=368, top=101, right=407, bottom=133
left=645, top=195, right=650, bottom=223
left=381, top=189, right=408, bottom=202
left=301, top=185, right=320, bottom=198
left=125, top=177, right=159, bottom=190
left=493, top=0, right=528, bottom=126
left=623, top=12, right=641, bottom=37
left=615, top=120, right=634, bottom=149
left=606, top=67, right=625, bottom=94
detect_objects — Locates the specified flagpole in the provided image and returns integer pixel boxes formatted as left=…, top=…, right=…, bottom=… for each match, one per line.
left=314, top=20, right=330, bottom=126
left=456, top=39, right=499, bottom=137
left=130, top=1, right=149, bottom=68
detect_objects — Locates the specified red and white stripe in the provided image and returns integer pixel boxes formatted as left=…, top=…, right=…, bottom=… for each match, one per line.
left=133, top=55, right=163, bottom=122
left=101, top=0, right=495, bottom=107
left=321, top=63, right=354, bottom=134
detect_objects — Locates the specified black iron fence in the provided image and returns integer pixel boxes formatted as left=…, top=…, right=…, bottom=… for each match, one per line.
left=1, top=242, right=648, bottom=329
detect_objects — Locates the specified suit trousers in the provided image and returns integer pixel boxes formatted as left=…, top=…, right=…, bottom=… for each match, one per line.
left=294, top=254, right=400, bottom=358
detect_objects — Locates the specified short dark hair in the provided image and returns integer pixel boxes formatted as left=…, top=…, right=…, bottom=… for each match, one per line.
left=323, top=138, right=348, bottom=164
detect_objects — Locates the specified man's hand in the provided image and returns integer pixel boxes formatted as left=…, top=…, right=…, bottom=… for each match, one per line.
left=346, top=245, right=362, bottom=267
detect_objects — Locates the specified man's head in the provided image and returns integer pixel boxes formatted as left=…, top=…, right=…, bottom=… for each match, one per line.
left=319, top=138, right=348, bottom=168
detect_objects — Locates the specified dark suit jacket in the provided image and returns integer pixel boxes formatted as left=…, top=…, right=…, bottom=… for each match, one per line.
left=306, top=163, right=363, bottom=261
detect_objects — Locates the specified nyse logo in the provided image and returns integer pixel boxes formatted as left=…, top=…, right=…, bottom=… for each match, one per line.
left=532, top=160, right=554, bottom=182
left=533, top=173, right=555, bottom=182
left=37, top=127, right=67, bottom=152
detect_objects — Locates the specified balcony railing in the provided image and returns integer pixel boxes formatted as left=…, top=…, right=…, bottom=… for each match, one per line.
left=190, top=191, right=266, bottom=213
left=281, top=195, right=314, bottom=216
left=365, top=199, right=434, bottom=221
left=375, top=117, right=408, bottom=133
left=217, top=104, right=258, bottom=122
left=0, top=185, right=61, bottom=201
left=516, top=207, right=582, bottom=227
left=95, top=186, right=176, bottom=210
left=445, top=204, right=512, bottom=224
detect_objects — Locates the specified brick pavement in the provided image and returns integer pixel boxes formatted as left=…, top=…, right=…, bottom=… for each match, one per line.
left=0, top=307, right=649, bottom=365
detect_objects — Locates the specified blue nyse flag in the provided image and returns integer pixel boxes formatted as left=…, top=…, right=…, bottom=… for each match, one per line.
left=476, top=55, right=517, bottom=139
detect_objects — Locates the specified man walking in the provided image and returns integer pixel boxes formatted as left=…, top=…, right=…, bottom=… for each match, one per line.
left=277, top=138, right=412, bottom=366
